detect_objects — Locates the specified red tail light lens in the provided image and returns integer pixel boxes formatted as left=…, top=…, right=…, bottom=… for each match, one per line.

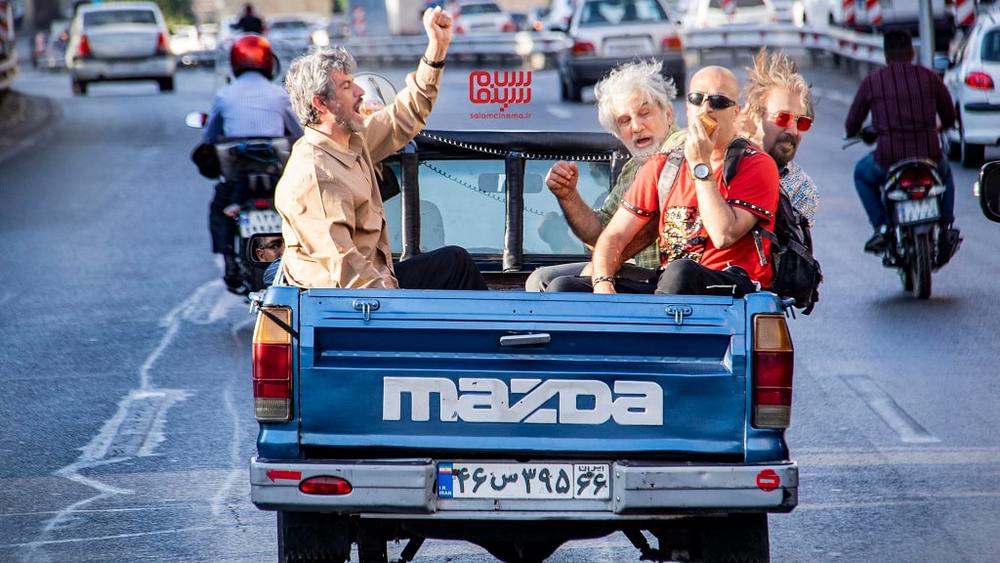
left=752, top=314, right=794, bottom=429
left=253, top=307, right=292, bottom=422
left=156, top=32, right=169, bottom=55
left=77, top=34, right=92, bottom=58
left=965, top=71, right=995, bottom=90
left=571, top=40, right=595, bottom=56
left=501, top=20, right=516, bottom=32
left=661, top=35, right=682, bottom=50
left=254, top=199, right=272, bottom=209
left=299, top=476, right=353, bottom=495
left=899, top=168, right=934, bottom=189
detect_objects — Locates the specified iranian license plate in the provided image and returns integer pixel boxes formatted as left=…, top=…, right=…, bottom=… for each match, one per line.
left=239, top=209, right=282, bottom=237
left=895, top=198, right=940, bottom=225
left=437, top=462, right=611, bottom=500
left=604, top=40, right=652, bottom=56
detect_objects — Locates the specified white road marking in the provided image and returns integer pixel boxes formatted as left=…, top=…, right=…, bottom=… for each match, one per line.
left=795, top=447, right=1000, bottom=466
left=5, top=526, right=220, bottom=549
left=211, top=385, right=245, bottom=516
left=24, top=280, right=236, bottom=562
left=546, top=105, right=573, bottom=119
left=843, top=375, right=940, bottom=444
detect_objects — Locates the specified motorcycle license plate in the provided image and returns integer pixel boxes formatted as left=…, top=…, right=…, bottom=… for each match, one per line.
left=239, top=210, right=282, bottom=237
left=895, top=198, right=939, bottom=226
left=436, top=462, right=611, bottom=500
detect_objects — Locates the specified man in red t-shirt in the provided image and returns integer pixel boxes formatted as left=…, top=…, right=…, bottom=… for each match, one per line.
left=547, top=66, right=780, bottom=296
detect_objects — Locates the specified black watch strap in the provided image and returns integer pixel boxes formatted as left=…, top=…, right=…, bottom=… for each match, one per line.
left=421, top=55, right=445, bottom=69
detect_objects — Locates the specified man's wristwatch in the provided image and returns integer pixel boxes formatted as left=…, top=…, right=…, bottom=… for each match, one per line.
left=421, top=55, right=445, bottom=69
left=692, top=163, right=712, bottom=181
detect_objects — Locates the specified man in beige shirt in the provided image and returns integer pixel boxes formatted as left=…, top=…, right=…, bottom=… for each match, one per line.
left=276, top=7, right=487, bottom=290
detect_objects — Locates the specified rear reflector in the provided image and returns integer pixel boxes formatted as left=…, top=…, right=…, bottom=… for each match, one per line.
left=752, top=314, right=794, bottom=429
left=156, top=32, right=169, bottom=55
left=77, top=34, right=92, bottom=58
left=299, top=476, right=353, bottom=495
left=253, top=307, right=292, bottom=422
left=661, top=35, right=682, bottom=50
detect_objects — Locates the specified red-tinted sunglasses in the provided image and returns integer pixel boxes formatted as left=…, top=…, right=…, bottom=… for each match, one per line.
left=769, top=111, right=813, bottom=132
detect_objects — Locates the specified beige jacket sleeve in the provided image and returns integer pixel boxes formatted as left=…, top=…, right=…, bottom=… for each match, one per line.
left=363, top=62, right=442, bottom=163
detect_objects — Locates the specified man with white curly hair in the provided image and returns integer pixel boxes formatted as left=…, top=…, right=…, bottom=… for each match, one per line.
left=526, top=60, right=685, bottom=291
left=274, top=7, right=486, bottom=290
left=739, top=49, right=819, bottom=225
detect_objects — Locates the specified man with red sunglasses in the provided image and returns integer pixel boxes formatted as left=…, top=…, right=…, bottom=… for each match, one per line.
left=741, top=49, right=818, bottom=225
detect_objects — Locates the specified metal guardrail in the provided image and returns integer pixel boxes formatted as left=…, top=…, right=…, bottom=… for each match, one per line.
left=0, top=52, right=16, bottom=91
left=343, top=31, right=566, bottom=65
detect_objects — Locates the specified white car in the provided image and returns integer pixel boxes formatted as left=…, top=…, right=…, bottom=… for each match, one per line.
left=943, top=10, right=1000, bottom=168
left=455, top=0, right=516, bottom=33
left=683, top=0, right=777, bottom=28
left=170, top=24, right=200, bottom=56
left=66, top=2, right=176, bottom=95
left=267, top=14, right=320, bottom=52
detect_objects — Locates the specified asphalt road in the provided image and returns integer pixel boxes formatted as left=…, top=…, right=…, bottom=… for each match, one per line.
left=2, top=53, right=999, bottom=563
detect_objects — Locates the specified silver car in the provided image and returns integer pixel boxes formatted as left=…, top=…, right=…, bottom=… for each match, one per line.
left=66, top=2, right=176, bottom=95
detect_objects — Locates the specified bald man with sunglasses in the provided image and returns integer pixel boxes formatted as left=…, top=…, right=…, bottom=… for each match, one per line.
left=546, top=66, right=780, bottom=296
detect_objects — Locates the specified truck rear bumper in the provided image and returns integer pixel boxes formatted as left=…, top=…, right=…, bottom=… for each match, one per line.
left=250, top=458, right=797, bottom=517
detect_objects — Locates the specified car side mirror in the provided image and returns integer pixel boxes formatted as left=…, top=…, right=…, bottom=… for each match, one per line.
left=976, top=161, right=1000, bottom=223
left=245, top=232, right=284, bottom=266
left=185, top=111, right=208, bottom=128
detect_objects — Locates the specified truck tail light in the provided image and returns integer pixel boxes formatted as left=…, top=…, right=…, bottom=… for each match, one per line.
left=253, top=307, right=292, bottom=422
left=571, top=39, right=595, bottom=56
left=156, top=31, right=169, bottom=55
left=77, top=34, right=92, bottom=58
left=752, top=314, right=794, bottom=429
left=661, top=35, right=682, bottom=50
left=299, top=476, right=353, bottom=495
left=965, top=71, right=994, bottom=90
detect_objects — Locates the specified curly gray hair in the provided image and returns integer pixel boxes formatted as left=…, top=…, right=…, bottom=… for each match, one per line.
left=594, top=60, right=677, bottom=138
left=285, top=46, right=357, bottom=126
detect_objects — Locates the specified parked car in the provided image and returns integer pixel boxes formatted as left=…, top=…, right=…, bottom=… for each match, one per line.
left=454, top=0, right=516, bottom=33
left=65, top=1, right=176, bottom=94
left=943, top=9, right=1000, bottom=168
left=683, top=0, right=777, bottom=28
left=266, top=14, right=320, bottom=52
left=558, top=0, right=685, bottom=101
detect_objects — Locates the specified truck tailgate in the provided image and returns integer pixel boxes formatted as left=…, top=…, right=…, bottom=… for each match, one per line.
left=296, top=290, right=749, bottom=458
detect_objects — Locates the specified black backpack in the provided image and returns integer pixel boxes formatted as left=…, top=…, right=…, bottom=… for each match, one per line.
left=657, top=138, right=822, bottom=314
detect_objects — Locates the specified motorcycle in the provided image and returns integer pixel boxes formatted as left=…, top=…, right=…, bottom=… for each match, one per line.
left=186, top=111, right=291, bottom=294
left=845, top=126, right=956, bottom=299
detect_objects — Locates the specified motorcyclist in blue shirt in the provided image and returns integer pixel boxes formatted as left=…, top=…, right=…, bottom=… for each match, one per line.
left=203, top=35, right=302, bottom=293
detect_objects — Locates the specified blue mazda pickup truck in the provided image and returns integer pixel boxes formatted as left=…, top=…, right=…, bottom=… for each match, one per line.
left=247, top=131, right=798, bottom=563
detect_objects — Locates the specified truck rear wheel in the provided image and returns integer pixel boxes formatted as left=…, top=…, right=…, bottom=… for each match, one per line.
left=277, top=511, right=350, bottom=563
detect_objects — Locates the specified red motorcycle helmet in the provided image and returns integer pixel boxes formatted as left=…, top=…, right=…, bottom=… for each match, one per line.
left=230, top=35, right=274, bottom=79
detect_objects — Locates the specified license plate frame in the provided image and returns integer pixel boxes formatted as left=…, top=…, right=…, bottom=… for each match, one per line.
left=895, top=198, right=940, bottom=226
left=239, top=209, right=282, bottom=238
left=437, top=462, right=611, bottom=500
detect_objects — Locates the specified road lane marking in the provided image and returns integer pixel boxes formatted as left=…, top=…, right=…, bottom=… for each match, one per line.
left=546, top=105, right=573, bottom=119
left=843, top=375, right=940, bottom=443
left=25, top=280, right=234, bottom=561
left=795, top=447, right=1000, bottom=466
left=3, top=526, right=220, bottom=549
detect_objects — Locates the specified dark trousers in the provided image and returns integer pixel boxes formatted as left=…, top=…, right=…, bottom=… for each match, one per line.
left=854, top=152, right=956, bottom=229
left=525, top=262, right=658, bottom=292
left=546, top=259, right=757, bottom=297
left=209, top=182, right=236, bottom=256
left=395, top=246, right=488, bottom=290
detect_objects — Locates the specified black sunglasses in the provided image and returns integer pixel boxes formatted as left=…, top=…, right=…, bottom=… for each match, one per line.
left=686, top=91, right=738, bottom=110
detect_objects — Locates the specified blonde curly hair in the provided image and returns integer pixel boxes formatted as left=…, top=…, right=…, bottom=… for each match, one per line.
left=739, top=49, right=814, bottom=145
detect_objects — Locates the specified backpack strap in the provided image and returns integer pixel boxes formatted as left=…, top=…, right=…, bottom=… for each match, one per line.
left=723, top=137, right=752, bottom=186
left=657, top=149, right=686, bottom=210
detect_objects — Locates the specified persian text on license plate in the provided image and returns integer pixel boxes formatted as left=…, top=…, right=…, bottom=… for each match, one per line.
left=437, top=462, right=611, bottom=500
left=895, top=198, right=939, bottom=225
left=605, top=41, right=652, bottom=56
left=239, top=210, right=282, bottom=237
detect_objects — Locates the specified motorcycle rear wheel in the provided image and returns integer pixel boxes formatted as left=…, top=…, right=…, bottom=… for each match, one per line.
left=911, top=233, right=933, bottom=299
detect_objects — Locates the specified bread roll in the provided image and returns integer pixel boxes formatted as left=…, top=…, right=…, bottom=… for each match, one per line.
left=699, top=114, right=718, bottom=137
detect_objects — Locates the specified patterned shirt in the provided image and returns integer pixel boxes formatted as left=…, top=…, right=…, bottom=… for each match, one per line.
left=594, top=127, right=685, bottom=270
left=780, top=161, right=818, bottom=225
left=844, top=62, right=955, bottom=168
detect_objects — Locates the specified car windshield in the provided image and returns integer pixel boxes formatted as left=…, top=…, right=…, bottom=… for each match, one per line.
left=461, top=3, right=503, bottom=15
left=271, top=20, right=309, bottom=29
left=579, top=0, right=668, bottom=26
left=983, top=29, right=1000, bottom=62
left=383, top=159, right=611, bottom=256
left=83, top=9, right=157, bottom=27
